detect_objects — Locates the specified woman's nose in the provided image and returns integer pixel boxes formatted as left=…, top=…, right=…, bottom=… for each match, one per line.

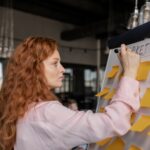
left=60, top=64, right=65, bottom=73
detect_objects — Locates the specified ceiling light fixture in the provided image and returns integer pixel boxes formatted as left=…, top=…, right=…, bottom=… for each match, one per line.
left=139, top=0, right=150, bottom=25
left=127, top=0, right=139, bottom=29
left=127, top=0, right=150, bottom=29
left=0, top=0, right=14, bottom=58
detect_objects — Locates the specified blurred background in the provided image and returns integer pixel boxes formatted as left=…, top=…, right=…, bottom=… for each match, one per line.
left=0, top=0, right=149, bottom=111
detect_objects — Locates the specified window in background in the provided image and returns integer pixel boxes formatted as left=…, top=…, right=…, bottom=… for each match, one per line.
left=55, top=68, right=73, bottom=94
left=84, top=68, right=105, bottom=94
left=84, top=69, right=97, bottom=93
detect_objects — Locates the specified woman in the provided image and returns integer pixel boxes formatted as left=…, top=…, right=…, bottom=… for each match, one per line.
left=0, top=37, right=140, bottom=150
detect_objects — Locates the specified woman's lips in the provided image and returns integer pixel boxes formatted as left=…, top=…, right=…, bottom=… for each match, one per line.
left=59, top=76, right=64, bottom=80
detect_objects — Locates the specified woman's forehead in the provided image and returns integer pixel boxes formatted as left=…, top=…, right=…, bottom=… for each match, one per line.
left=45, top=50, right=60, bottom=61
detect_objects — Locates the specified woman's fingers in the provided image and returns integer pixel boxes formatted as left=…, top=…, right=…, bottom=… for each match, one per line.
left=120, top=44, right=126, bottom=56
left=119, top=44, right=140, bottom=79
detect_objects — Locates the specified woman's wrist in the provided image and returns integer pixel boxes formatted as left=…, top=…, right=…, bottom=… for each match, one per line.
left=123, top=70, right=137, bottom=79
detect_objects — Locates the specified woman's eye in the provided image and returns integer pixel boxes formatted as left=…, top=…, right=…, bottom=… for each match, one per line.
left=53, top=62, right=58, bottom=66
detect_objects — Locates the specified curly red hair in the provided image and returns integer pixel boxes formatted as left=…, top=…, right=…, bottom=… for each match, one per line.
left=0, top=37, right=58, bottom=150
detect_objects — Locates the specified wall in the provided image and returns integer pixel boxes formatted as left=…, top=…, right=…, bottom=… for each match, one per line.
left=0, top=7, right=98, bottom=65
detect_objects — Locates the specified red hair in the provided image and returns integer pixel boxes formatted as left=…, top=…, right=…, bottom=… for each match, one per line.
left=0, top=37, right=58, bottom=150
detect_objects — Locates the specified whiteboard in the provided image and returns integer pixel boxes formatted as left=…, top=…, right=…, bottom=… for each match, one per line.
left=90, top=38, right=150, bottom=150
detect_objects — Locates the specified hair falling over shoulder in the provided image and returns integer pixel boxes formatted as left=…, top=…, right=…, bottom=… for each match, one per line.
left=0, top=36, right=58, bottom=150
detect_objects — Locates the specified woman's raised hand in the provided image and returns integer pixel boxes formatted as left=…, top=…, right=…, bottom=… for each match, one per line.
left=120, top=44, right=140, bottom=79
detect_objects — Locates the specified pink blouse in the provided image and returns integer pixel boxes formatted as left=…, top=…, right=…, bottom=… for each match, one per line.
left=14, top=76, right=140, bottom=150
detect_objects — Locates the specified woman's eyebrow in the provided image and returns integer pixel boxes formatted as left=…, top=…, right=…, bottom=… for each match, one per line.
left=52, top=58, right=61, bottom=61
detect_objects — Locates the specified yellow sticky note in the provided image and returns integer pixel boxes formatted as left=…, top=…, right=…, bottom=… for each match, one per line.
left=129, top=145, right=141, bottom=150
left=130, top=115, right=150, bottom=132
left=136, top=61, right=150, bottom=81
left=107, top=65, right=119, bottom=78
left=99, top=107, right=105, bottom=112
left=147, top=132, right=150, bottom=136
left=103, top=89, right=116, bottom=101
left=119, top=73, right=123, bottom=80
left=105, top=137, right=124, bottom=150
left=96, top=87, right=109, bottom=97
left=96, top=138, right=112, bottom=146
left=130, top=113, right=136, bottom=125
left=140, top=88, right=150, bottom=108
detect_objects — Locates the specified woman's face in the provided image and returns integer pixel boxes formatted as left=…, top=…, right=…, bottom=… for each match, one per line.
left=43, top=50, right=65, bottom=89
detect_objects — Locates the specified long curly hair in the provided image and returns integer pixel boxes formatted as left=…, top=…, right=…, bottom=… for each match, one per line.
left=0, top=36, right=58, bottom=150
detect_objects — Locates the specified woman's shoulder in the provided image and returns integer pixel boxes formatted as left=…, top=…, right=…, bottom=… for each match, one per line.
left=22, top=100, right=62, bottom=121
left=34, top=100, right=61, bottom=109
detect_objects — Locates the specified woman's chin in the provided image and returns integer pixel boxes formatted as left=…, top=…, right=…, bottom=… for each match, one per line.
left=49, top=83, right=62, bottom=89
left=56, top=83, right=63, bottom=88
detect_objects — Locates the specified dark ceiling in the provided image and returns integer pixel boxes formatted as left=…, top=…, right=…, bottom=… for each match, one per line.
left=0, top=0, right=145, bottom=41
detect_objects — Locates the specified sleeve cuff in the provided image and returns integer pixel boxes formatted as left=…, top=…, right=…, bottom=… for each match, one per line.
left=111, top=76, right=140, bottom=112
